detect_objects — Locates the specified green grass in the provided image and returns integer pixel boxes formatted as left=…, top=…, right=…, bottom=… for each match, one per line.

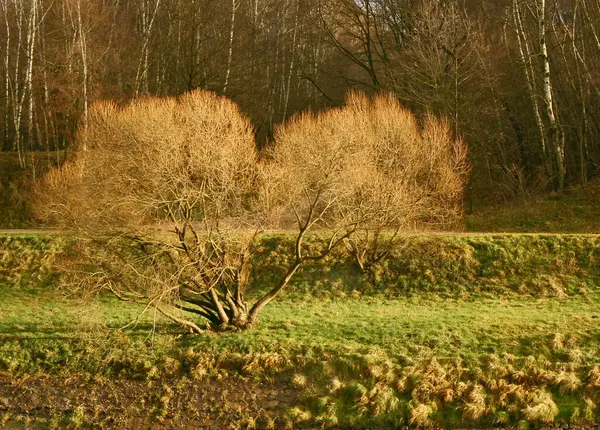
left=2, top=233, right=600, bottom=428
left=2, top=286, right=600, bottom=427
left=3, top=285, right=599, bottom=362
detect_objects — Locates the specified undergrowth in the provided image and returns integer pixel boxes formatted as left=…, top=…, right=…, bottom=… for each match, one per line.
left=466, top=178, right=600, bottom=233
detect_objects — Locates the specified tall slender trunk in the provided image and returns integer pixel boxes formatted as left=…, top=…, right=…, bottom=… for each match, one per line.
left=580, top=0, right=600, bottom=54
left=61, top=0, right=73, bottom=156
left=267, top=8, right=281, bottom=131
left=76, top=0, right=88, bottom=136
left=11, top=0, right=24, bottom=162
left=363, top=0, right=379, bottom=89
left=2, top=0, right=11, bottom=151
left=223, top=0, right=238, bottom=94
left=282, top=0, right=300, bottom=121
left=135, top=0, right=161, bottom=96
left=573, top=1, right=589, bottom=186
left=25, top=0, right=37, bottom=160
left=39, top=1, right=50, bottom=159
left=538, top=0, right=564, bottom=190
left=512, top=0, right=550, bottom=176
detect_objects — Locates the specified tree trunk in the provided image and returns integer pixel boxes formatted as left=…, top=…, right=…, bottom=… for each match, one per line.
left=512, top=0, right=549, bottom=176
left=282, top=0, right=300, bottom=122
left=248, top=260, right=302, bottom=326
left=11, top=0, right=25, bottom=165
left=538, top=0, right=565, bottom=191
left=135, top=0, right=161, bottom=96
left=25, top=0, right=37, bottom=159
left=223, top=0, right=238, bottom=94
left=2, top=0, right=11, bottom=151
left=76, top=0, right=88, bottom=137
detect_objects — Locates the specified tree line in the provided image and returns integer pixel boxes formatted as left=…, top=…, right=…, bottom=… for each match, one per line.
left=2, top=0, right=600, bottom=196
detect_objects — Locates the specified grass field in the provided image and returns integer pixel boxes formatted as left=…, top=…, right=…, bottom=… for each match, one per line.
left=1, top=233, right=600, bottom=428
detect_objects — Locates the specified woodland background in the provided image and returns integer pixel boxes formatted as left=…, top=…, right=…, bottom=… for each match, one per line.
left=1, top=0, right=600, bottom=207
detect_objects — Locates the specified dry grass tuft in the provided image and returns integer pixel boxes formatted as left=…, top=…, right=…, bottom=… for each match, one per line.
left=455, top=381, right=468, bottom=397
left=588, top=366, right=600, bottom=387
left=409, top=402, right=434, bottom=426
left=582, top=397, right=597, bottom=422
left=287, top=406, right=312, bottom=423
left=314, top=396, right=338, bottom=425
left=461, top=383, right=487, bottom=420
left=292, top=374, right=307, bottom=389
left=554, top=371, right=581, bottom=394
left=242, top=352, right=287, bottom=374
left=329, top=377, right=343, bottom=393
left=566, top=348, right=584, bottom=363
left=552, top=333, right=565, bottom=351
left=521, top=390, right=559, bottom=423
left=369, top=383, right=400, bottom=416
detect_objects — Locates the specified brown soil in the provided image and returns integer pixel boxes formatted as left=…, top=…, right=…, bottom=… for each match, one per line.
left=0, top=371, right=298, bottom=429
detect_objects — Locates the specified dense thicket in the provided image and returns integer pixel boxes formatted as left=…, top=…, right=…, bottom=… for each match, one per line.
left=2, top=0, right=600, bottom=197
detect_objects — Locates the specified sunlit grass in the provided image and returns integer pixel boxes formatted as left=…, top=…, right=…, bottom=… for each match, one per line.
left=2, top=284, right=599, bottom=365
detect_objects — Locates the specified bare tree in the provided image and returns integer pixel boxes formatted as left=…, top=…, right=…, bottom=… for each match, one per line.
left=317, top=0, right=384, bottom=91
left=339, top=93, right=469, bottom=272
left=38, top=90, right=263, bottom=331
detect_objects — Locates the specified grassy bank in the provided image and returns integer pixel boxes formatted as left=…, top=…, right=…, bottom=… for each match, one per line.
left=466, top=179, right=600, bottom=233
left=1, top=233, right=600, bottom=428
left=254, top=233, right=600, bottom=300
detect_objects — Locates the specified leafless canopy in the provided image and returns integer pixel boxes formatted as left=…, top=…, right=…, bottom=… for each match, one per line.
left=267, top=91, right=469, bottom=272
left=39, top=90, right=262, bottom=331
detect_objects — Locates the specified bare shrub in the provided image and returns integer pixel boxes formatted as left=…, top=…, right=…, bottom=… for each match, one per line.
left=37, top=90, right=261, bottom=331
left=497, top=163, right=550, bottom=222
left=266, top=91, right=469, bottom=275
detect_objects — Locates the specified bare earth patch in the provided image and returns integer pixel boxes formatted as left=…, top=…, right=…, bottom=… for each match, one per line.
left=0, top=372, right=297, bottom=429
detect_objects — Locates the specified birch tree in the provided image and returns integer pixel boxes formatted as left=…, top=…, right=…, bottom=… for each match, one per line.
left=135, top=0, right=161, bottom=96
left=511, top=0, right=565, bottom=190
left=538, top=0, right=565, bottom=190
left=223, top=0, right=239, bottom=94
left=1, top=0, right=11, bottom=151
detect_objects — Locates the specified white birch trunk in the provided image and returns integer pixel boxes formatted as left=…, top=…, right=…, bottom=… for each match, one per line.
left=512, top=0, right=548, bottom=167
left=2, top=0, right=11, bottom=151
left=282, top=0, right=300, bottom=122
left=135, top=0, right=161, bottom=96
left=223, top=0, right=238, bottom=94
left=76, top=0, right=88, bottom=138
left=538, top=0, right=565, bottom=190
left=12, top=0, right=25, bottom=166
